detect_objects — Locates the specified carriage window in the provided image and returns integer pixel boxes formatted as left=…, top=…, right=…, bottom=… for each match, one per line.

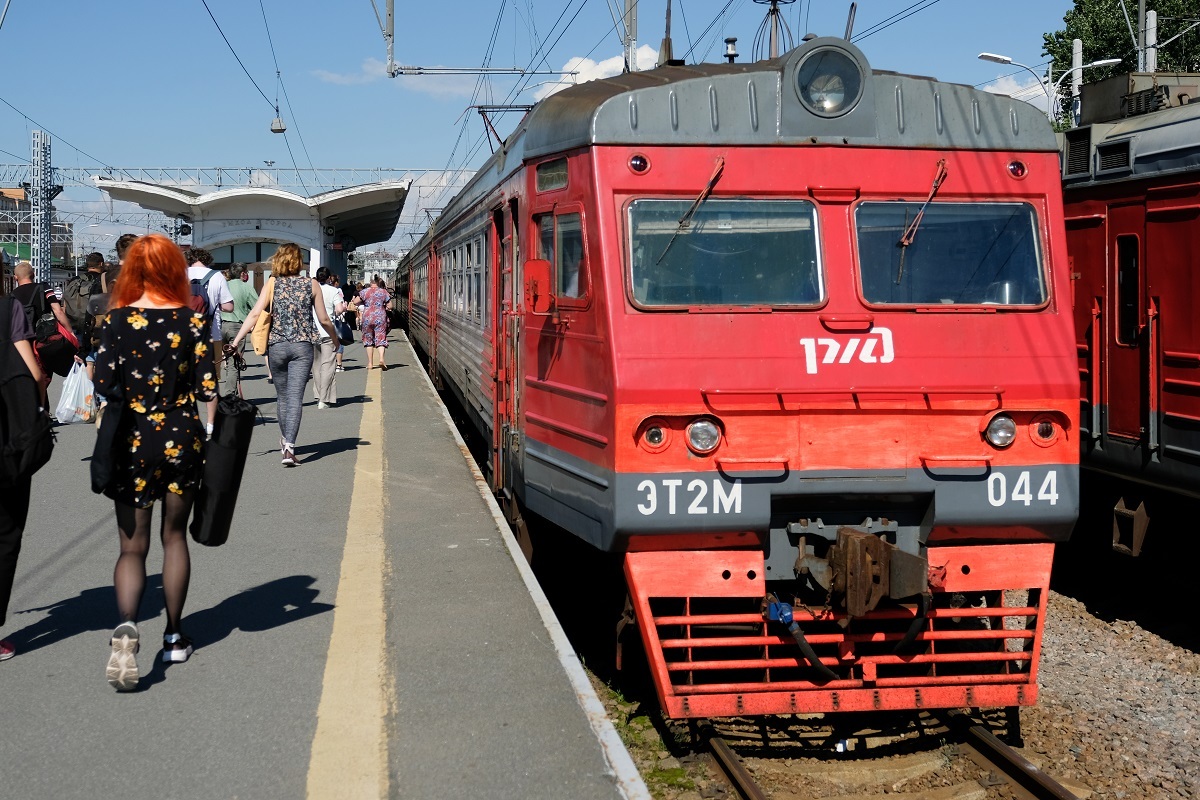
left=1116, top=235, right=1140, bottom=344
left=856, top=201, right=1045, bottom=306
left=628, top=199, right=821, bottom=307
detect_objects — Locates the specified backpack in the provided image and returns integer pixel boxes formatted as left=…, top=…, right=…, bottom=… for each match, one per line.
left=63, top=272, right=108, bottom=342
left=188, top=269, right=218, bottom=316
left=27, top=284, right=60, bottom=343
left=62, top=274, right=96, bottom=329
left=0, top=299, right=55, bottom=485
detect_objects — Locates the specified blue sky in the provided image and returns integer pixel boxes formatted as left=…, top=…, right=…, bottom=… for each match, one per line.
left=0, top=0, right=1077, bottom=252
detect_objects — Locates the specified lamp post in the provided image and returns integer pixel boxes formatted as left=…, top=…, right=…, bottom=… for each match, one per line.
left=979, top=52, right=1051, bottom=113
left=1049, top=58, right=1122, bottom=123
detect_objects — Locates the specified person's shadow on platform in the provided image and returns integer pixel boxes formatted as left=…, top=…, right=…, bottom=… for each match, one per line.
left=7, top=574, right=333, bottom=690
left=296, top=436, right=363, bottom=463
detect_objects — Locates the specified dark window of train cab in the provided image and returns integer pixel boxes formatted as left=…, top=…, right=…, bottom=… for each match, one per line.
left=1116, top=235, right=1140, bottom=344
left=628, top=199, right=822, bottom=307
left=855, top=201, right=1045, bottom=306
left=536, top=159, right=568, bottom=192
left=537, top=213, right=586, bottom=299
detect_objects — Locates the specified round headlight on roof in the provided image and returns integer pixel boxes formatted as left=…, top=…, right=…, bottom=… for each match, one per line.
left=794, top=47, right=864, bottom=117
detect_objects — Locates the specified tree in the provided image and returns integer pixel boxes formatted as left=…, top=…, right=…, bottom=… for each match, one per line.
left=1043, top=0, right=1200, bottom=120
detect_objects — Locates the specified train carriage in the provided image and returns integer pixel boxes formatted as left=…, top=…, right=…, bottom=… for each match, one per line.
left=1061, top=74, right=1200, bottom=556
left=402, top=36, right=1079, bottom=719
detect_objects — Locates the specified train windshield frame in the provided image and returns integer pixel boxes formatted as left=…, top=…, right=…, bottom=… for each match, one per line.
left=855, top=201, right=1046, bottom=307
left=626, top=198, right=823, bottom=308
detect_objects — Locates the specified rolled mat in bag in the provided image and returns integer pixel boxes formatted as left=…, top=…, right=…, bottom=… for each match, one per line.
left=189, top=392, right=257, bottom=546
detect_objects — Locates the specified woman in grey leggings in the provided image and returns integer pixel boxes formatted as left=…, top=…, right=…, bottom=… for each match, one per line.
left=228, top=244, right=335, bottom=466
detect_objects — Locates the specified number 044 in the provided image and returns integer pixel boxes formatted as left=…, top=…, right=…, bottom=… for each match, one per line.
left=987, top=471, right=1058, bottom=507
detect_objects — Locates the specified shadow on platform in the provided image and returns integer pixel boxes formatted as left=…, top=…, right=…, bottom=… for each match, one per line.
left=7, top=574, right=333, bottom=676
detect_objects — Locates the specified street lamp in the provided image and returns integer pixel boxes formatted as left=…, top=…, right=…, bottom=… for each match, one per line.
left=979, top=52, right=1051, bottom=112
left=1049, top=58, right=1122, bottom=123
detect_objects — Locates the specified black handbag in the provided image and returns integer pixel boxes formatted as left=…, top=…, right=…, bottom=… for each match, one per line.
left=189, top=391, right=257, bottom=546
left=333, top=317, right=354, bottom=346
left=90, top=386, right=124, bottom=494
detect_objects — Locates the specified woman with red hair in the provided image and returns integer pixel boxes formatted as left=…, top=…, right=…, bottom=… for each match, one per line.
left=92, top=234, right=217, bottom=691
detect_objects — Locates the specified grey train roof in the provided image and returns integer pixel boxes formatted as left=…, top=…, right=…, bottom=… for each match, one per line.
left=414, top=37, right=1056, bottom=254
left=1060, top=99, right=1200, bottom=187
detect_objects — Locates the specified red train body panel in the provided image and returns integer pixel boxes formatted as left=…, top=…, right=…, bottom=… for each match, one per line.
left=402, top=38, right=1079, bottom=717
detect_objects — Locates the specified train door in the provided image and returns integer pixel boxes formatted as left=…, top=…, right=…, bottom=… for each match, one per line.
left=1105, top=203, right=1149, bottom=440
left=491, top=200, right=522, bottom=492
left=428, top=245, right=441, bottom=387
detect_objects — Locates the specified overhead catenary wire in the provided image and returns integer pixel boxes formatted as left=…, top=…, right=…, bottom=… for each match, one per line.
left=258, top=0, right=320, bottom=188
left=852, top=0, right=944, bottom=43
left=199, top=0, right=275, bottom=110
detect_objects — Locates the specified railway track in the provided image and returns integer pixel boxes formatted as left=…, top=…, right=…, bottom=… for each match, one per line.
left=694, top=711, right=1085, bottom=800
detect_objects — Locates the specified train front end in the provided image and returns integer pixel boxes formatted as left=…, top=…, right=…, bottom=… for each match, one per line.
left=579, top=39, right=1079, bottom=718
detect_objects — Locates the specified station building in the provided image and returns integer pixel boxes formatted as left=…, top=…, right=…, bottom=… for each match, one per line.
left=91, top=177, right=409, bottom=290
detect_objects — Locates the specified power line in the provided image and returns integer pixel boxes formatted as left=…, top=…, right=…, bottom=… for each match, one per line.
left=852, top=0, right=944, bottom=43
left=258, top=0, right=320, bottom=186
left=199, top=0, right=275, bottom=110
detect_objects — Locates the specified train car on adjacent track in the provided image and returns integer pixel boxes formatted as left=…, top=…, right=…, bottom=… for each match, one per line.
left=1061, top=74, right=1200, bottom=556
left=401, top=36, right=1079, bottom=719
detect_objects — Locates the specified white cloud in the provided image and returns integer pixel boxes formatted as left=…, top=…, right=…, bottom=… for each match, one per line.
left=983, top=74, right=1052, bottom=114
left=312, top=58, right=388, bottom=86
left=313, top=58, right=489, bottom=99
left=533, top=44, right=659, bottom=101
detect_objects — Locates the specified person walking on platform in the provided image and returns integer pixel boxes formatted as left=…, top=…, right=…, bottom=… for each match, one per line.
left=350, top=276, right=391, bottom=371
left=227, top=243, right=335, bottom=467
left=92, top=234, right=218, bottom=690
left=186, top=248, right=233, bottom=436
left=221, top=262, right=258, bottom=395
left=311, top=267, right=345, bottom=409
left=0, top=292, right=47, bottom=662
left=331, top=275, right=347, bottom=372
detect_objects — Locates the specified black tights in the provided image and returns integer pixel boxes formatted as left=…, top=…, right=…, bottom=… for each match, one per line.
left=114, top=491, right=193, bottom=635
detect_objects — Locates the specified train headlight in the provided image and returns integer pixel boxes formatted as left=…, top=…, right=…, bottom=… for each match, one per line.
left=686, top=419, right=722, bottom=454
left=985, top=414, right=1017, bottom=448
left=794, top=47, right=864, bottom=117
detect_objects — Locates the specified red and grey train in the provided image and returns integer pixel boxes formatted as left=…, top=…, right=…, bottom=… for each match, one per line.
left=400, top=37, right=1079, bottom=719
left=1061, top=74, right=1200, bottom=556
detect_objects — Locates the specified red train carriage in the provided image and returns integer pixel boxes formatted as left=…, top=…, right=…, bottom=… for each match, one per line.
left=402, top=36, right=1079, bottom=718
left=1062, top=75, right=1200, bottom=555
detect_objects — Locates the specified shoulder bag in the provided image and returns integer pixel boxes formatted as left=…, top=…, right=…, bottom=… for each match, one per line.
left=250, top=278, right=275, bottom=356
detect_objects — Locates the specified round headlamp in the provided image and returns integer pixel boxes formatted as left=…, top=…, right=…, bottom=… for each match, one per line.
left=794, top=47, right=864, bottom=117
left=686, top=419, right=722, bottom=454
left=985, top=414, right=1017, bottom=448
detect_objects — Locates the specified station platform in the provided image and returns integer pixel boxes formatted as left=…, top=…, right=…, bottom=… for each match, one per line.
left=0, top=331, right=647, bottom=800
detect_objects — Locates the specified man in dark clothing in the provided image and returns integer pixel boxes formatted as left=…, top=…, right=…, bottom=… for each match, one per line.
left=11, top=261, right=71, bottom=403
left=0, top=293, right=44, bottom=661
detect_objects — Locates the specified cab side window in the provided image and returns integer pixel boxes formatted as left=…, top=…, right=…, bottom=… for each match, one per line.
left=536, top=212, right=586, bottom=300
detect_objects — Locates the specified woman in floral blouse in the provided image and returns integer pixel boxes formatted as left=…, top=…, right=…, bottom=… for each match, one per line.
left=229, top=243, right=335, bottom=467
left=93, top=234, right=217, bottom=691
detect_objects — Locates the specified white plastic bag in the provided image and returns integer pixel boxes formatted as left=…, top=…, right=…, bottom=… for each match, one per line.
left=55, top=362, right=96, bottom=424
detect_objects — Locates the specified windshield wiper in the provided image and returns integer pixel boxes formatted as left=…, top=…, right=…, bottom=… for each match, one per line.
left=895, top=158, right=948, bottom=283
left=656, top=156, right=726, bottom=264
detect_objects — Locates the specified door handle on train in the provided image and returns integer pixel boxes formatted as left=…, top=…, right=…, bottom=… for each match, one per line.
left=819, top=315, right=875, bottom=332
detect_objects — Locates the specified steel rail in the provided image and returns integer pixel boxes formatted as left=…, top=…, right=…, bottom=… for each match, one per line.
left=697, top=722, right=769, bottom=800
left=945, top=710, right=1079, bottom=800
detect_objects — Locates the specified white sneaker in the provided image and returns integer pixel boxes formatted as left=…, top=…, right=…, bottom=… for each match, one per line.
left=317, top=401, right=328, bottom=409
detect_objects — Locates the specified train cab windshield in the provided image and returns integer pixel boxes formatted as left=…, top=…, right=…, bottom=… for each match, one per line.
left=627, top=199, right=822, bottom=307
left=855, top=201, right=1046, bottom=307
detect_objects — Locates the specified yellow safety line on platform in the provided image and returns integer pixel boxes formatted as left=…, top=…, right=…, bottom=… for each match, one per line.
left=307, top=366, right=389, bottom=799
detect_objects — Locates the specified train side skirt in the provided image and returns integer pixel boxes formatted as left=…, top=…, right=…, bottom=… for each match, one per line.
left=624, top=544, right=1055, bottom=719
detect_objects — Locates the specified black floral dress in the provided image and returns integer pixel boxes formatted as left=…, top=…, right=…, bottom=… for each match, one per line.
left=93, top=307, right=217, bottom=508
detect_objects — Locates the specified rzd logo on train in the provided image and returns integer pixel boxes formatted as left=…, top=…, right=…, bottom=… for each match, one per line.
left=800, top=327, right=894, bottom=375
